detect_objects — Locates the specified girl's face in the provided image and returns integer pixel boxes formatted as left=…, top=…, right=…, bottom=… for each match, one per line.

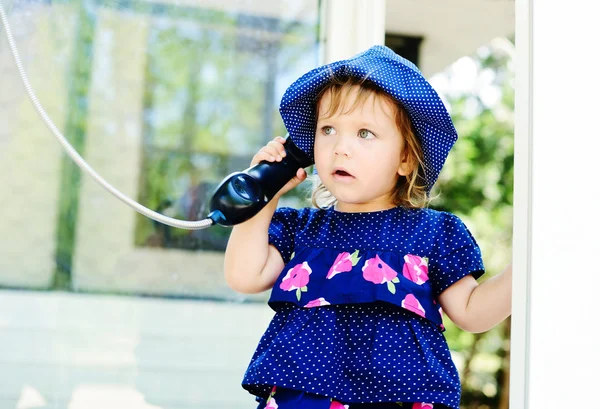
left=314, top=86, right=413, bottom=213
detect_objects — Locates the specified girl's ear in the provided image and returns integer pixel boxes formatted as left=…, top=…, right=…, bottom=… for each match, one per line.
left=397, top=148, right=417, bottom=177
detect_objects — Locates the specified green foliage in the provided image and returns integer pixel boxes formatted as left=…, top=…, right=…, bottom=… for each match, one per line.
left=431, top=39, right=515, bottom=409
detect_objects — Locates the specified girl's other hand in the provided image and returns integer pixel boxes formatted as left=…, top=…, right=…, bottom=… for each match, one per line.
left=250, top=136, right=307, bottom=198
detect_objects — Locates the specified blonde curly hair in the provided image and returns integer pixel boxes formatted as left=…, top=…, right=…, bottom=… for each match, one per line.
left=310, top=75, right=429, bottom=210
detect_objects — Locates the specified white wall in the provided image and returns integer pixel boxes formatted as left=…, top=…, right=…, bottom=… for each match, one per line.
left=512, top=0, right=600, bottom=407
left=385, top=0, right=514, bottom=77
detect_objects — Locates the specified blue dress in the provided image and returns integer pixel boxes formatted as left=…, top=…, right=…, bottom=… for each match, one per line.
left=241, top=206, right=485, bottom=409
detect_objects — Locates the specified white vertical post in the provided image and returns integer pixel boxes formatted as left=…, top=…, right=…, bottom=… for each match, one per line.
left=510, top=0, right=532, bottom=407
left=514, top=0, right=600, bottom=407
left=320, top=0, right=386, bottom=64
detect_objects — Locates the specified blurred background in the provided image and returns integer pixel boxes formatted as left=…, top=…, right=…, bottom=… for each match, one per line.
left=0, top=0, right=514, bottom=408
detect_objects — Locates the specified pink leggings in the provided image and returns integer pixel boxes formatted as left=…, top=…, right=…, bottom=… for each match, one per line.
left=255, top=386, right=444, bottom=409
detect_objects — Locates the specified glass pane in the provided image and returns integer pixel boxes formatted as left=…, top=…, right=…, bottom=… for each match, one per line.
left=0, top=0, right=319, bottom=297
left=0, top=0, right=319, bottom=406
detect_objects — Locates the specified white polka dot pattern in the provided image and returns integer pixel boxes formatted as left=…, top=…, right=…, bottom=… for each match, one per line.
left=279, top=45, right=458, bottom=193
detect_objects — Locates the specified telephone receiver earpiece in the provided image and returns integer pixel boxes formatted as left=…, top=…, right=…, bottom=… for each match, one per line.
left=207, top=135, right=313, bottom=226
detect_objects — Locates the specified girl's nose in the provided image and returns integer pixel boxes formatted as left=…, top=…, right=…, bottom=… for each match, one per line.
left=333, top=135, right=352, bottom=157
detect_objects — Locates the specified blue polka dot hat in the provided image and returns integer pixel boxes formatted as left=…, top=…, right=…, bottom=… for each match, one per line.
left=279, top=45, right=458, bottom=193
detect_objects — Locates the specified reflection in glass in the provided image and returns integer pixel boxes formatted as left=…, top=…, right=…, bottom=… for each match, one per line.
left=137, top=14, right=317, bottom=252
left=0, top=0, right=319, bottom=298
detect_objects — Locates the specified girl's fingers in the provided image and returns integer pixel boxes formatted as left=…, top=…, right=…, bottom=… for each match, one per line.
left=250, top=136, right=288, bottom=166
left=260, top=146, right=281, bottom=160
left=266, top=140, right=286, bottom=158
left=251, top=148, right=280, bottom=166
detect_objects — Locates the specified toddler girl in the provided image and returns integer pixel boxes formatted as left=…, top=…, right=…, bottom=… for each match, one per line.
left=224, top=45, right=512, bottom=409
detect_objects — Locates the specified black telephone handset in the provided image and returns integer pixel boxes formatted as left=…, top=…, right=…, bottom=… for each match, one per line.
left=208, top=135, right=313, bottom=226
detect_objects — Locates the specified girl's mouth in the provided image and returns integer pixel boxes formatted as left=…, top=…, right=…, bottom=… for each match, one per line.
left=333, top=169, right=355, bottom=181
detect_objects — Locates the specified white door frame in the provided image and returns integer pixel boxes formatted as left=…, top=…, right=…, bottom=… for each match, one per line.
left=514, top=0, right=600, bottom=407
left=511, top=0, right=532, bottom=407
left=319, top=0, right=386, bottom=63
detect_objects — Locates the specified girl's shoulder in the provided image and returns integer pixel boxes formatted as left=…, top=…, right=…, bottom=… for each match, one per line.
left=420, top=207, right=466, bottom=225
left=272, top=205, right=321, bottom=223
left=270, top=206, right=323, bottom=235
left=419, top=207, right=475, bottom=236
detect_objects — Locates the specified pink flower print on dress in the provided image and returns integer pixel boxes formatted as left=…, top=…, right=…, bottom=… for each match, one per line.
left=280, top=262, right=312, bottom=301
left=265, top=386, right=277, bottom=409
left=329, top=400, right=349, bottom=409
left=412, top=404, right=433, bottom=409
left=401, top=294, right=426, bottom=318
left=402, top=254, right=429, bottom=285
left=265, top=397, right=278, bottom=409
left=362, top=254, right=401, bottom=293
left=305, top=297, right=331, bottom=308
left=327, top=250, right=361, bottom=279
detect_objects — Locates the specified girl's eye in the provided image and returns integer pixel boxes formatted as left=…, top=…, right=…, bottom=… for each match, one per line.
left=322, top=126, right=335, bottom=135
left=358, top=129, right=374, bottom=139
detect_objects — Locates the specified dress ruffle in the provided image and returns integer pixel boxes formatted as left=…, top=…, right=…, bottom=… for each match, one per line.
left=268, top=246, right=444, bottom=330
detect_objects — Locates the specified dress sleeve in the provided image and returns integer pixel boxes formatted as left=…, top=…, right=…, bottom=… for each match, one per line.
left=268, top=207, right=299, bottom=264
left=428, top=212, right=485, bottom=297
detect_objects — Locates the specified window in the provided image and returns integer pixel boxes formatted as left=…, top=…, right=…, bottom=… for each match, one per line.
left=0, top=0, right=320, bottom=298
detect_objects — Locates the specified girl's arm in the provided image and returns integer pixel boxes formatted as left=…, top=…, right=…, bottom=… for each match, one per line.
left=224, top=199, right=284, bottom=294
left=223, top=136, right=307, bottom=294
left=437, top=263, right=512, bottom=333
